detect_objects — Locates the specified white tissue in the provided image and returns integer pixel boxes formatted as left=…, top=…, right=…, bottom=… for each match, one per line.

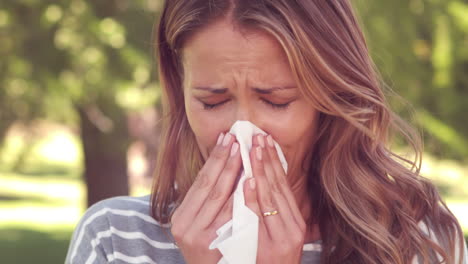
left=208, top=120, right=288, bottom=264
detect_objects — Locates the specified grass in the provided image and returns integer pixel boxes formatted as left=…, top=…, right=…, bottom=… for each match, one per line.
left=0, top=122, right=150, bottom=264
left=0, top=121, right=467, bottom=263
left=0, top=172, right=82, bottom=263
left=0, top=227, right=73, bottom=263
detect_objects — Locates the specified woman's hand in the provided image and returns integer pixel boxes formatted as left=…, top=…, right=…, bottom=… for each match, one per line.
left=244, top=134, right=307, bottom=264
left=170, top=132, right=241, bottom=264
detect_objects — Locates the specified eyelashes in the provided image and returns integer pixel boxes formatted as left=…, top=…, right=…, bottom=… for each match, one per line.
left=201, top=99, right=230, bottom=110
left=201, top=99, right=291, bottom=110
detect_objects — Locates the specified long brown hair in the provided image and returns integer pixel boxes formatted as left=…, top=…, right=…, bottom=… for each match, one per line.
left=150, top=0, right=465, bottom=263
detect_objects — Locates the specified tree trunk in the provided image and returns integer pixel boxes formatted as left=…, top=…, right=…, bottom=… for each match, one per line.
left=78, top=103, right=130, bottom=208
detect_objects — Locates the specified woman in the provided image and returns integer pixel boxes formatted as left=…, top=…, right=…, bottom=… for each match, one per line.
left=65, top=0, right=467, bottom=263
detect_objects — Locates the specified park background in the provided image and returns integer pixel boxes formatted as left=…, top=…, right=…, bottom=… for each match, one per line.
left=0, top=0, right=467, bottom=263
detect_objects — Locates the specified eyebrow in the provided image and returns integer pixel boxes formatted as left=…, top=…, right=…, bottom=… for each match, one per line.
left=194, top=86, right=297, bottom=94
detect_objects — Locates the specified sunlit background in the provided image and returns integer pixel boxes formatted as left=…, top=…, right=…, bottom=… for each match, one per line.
left=0, top=0, right=467, bottom=263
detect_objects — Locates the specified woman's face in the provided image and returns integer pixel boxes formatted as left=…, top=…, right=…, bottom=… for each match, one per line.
left=182, top=19, right=318, bottom=176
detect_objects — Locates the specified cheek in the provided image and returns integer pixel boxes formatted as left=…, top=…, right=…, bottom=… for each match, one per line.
left=264, top=108, right=318, bottom=164
left=186, top=98, right=226, bottom=159
left=265, top=106, right=317, bottom=148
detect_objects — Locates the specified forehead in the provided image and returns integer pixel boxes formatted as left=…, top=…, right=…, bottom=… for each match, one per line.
left=181, top=20, right=290, bottom=72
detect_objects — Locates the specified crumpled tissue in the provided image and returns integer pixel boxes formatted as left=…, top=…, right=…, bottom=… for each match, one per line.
left=208, top=120, right=288, bottom=264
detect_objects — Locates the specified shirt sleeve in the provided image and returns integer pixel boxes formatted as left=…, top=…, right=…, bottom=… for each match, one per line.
left=64, top=200, right=113, bottom=264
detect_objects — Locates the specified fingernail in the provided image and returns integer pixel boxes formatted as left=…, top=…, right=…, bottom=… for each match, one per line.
left=257, top=134, right=265, bottom=148
left=256, top=146, right=262, bottom=160
left=230, top=142, right=239, bottom=156
left=222, top=133, right=232, bottom=146
left=217, top=133, right=224, bottom=145
left=266, top=135, right=274, bottom=147
left=249, top=178, right=256, bottom=190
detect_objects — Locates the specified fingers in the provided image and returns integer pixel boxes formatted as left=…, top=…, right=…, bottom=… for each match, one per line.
left=251, top=134, right=307, bottom=245
left=172, top=133, right=236, bottom=229
left=264, top=134, right=307, bottom=233
left=250, top=140, right=287, bottom=241
left=244, top=178, right=259, bottom=213
left=210, top=193, right=234, bottom=230
left=189, top=136, right=242, bottom=230
left=257, top=135, right=297, bottom=234
left=243, top=177, right=269, bottom=240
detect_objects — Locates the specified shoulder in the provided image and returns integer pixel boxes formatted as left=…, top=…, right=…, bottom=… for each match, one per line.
left=65, top=194, right=180, bottom=264
left=73, top=194, right=170, bottom=233
left=79, top=194, right=159, bottom=222
left=84, top=194, right=152, bottom=214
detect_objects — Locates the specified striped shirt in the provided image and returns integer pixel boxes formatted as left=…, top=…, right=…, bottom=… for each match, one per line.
left=64, top=194, right=322, bottom=264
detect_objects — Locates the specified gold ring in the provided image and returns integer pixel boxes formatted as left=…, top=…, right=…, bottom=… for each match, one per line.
left=262, top=210, right=279, bottom=217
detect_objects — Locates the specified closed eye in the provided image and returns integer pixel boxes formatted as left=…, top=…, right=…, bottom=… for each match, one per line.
left=201, top=99, right=292, bottom=110
left=261, top=99, right=291, bottom=110
left=201, top=99, right=230, bottom=110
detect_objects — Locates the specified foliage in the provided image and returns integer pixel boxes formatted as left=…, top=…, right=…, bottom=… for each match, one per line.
left=0, top=0, right=161, bottom=142
left=0, top=0, right=163, bottom=205
left=355, top=0, right=468, bottom=160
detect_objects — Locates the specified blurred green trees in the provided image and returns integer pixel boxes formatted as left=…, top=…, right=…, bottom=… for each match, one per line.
left=0, top=0, right=467, bottom=207
left=0, top=0, right=161, bottom=206
left=355, top=0, right=468, bottom=159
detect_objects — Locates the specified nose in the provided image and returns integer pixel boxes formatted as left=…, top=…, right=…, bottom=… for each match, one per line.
left=225, top=99, right=265, bottom=136
left=235, top=101, right=254, bottom=123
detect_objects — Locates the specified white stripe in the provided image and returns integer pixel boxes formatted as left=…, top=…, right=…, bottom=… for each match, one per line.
left=70, top=205, right=170, bottom=263
left=85, top=226, right=176, bottom=264
left=85, top=251, right=97, bottom=264
left=110, top=226, right=177, bottom=249
left=303, top=243, right=322, bottom=251
left=85, top=228, right=114, bottom=264
left=107, top=251, right=158, bottom=264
